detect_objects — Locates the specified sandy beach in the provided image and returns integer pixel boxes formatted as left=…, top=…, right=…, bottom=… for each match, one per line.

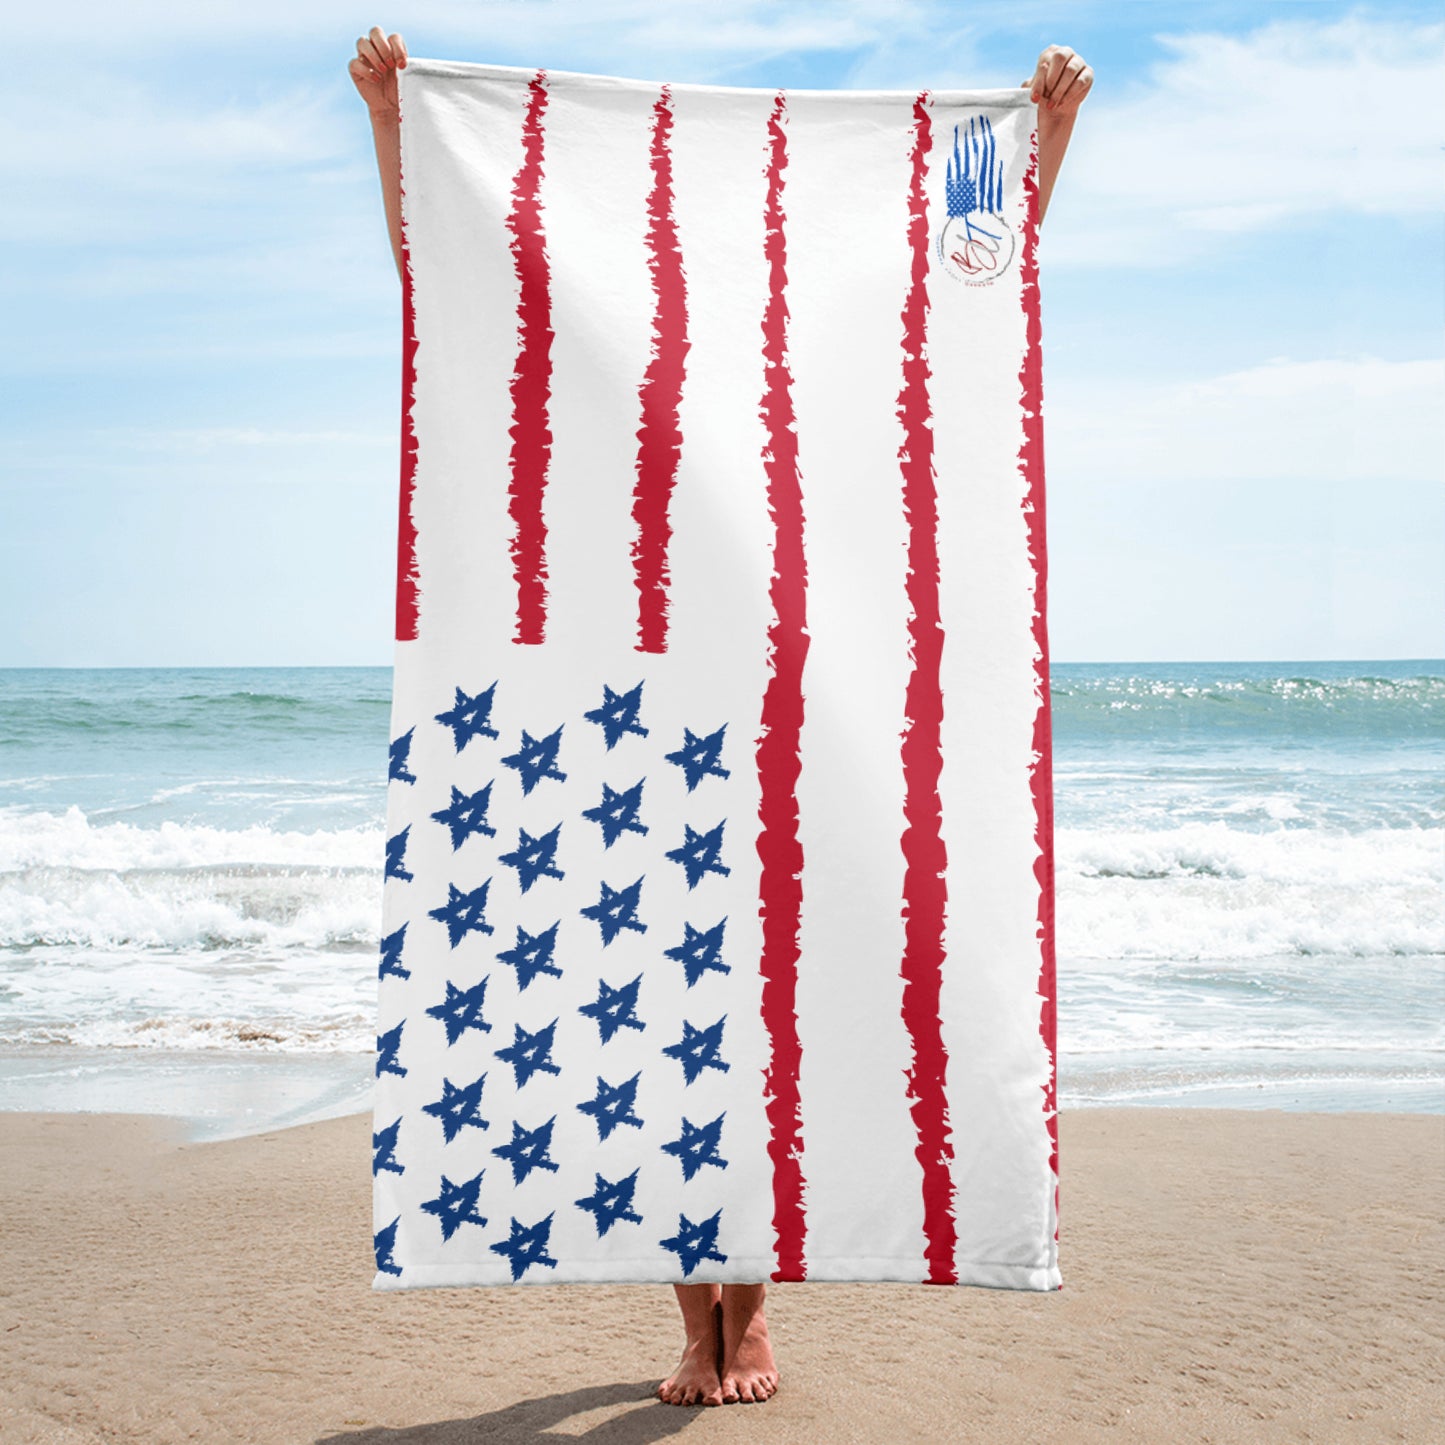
left=2, top=1108, right=1439, bottom=1443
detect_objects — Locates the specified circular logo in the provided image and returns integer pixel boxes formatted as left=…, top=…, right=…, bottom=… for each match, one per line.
left=935, top=212, right=1016, bottom=286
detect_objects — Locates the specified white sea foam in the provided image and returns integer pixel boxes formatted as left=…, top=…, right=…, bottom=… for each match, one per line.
left=1058, top=822, right=1444, bottom=959
left=0, top=804, right=381, bottom=871
left=1, top=802, right=1441, bottom=1064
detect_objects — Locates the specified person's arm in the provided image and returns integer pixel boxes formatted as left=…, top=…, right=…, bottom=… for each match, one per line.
left=349, top=27, right=409, bottom=284
left=1022, top=45, right=1093, bottom=227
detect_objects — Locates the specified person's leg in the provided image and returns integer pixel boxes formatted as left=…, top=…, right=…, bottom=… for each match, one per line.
left=656, top=1283, right=724, bottom=1406
left=718, top=1282, right=779, bottom=1403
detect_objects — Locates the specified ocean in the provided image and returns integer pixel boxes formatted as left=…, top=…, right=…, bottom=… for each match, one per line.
left=1, top=662, right=1440, bottom=1137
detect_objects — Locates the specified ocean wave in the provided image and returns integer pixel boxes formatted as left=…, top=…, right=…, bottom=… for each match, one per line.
left=1052, top=671, right=1444, bottom=706
left=1056, top=822, right=1445, bottom=960
left=0, top=804, right=381, bottom=872
left=0, top=807, right=1440, bottom=960
left=0, top=807, right=384, bottom=950
left=0, top=864, right=381, bottom=950
left=1061, top=819, right=1440, bottom=886
left=0, top=689, right=389, bottom=746
left=1050, top=668, right=1443, bottom=740
left=175, top=690, right=311, bottom=706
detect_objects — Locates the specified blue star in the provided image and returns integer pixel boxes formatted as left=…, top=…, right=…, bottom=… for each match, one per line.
left=385, top=825, right=413, bottom=882
left=577, top=1072, right=645, bottom=1142
left=665, top=725, right=730, bottom=791
left=665, top=822, right=731, bottom=890
left=502, top=725, right=567, bottom=795
left=580, top=877, right=647, bottom=945
left=575, top=1168, right=643, bottom=1238
left=389, top=727, right=417, bottom=784
left=578, top=975, right=645, bottom=1044
left=584, top=681, right=648, bottom=749
left=661, top=1210, right=728, bottom=1277
left=426, top=978, right=492, bottom=1045
left=379, top=924, right=410, bottom=981
left=494, top=1020, right=563, bottom=1088
left=428, top=879, right=495, bottom=947
left=582, top=779, right=648, bottom=848
left=421, top=1072, right=489, bottom=1143
left=372, top=1117, right=404, bottom=1176
left=498, top=824, right=565, bottom=893
left=661, top=1113, right=728, bottom=1181
left=491, top=1116, right=560, bottom=1186
left=662, top=1016, right=730, bottom=1085
left=374, top=1217, right=403, bottom=1277
left=489, top=1213, right=559, bottom=1281
left=376, top=1021, right=407, bottom=1078
left=436, top=682, right=500, bottom=752
left=419, top=1169, right=488, bottom=1242
left=430, top=782, right=497, bottom=850
left=496, top=922, right=562, bottom=991
left=664, top=918, right=730, bottom=988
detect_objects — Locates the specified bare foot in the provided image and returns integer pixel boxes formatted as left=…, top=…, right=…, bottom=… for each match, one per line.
left=719, top=1283, right=779, bottom=1403
left=658, top=1290, right=724, bottom=1406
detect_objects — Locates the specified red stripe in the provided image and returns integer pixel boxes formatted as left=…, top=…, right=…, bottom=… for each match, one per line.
left=631, top=86, right=690, bottom=655
left=1018, top=122, right=1060, bottom=1255
left=395, top=98, right=420, bottom=642
left=754, top=92, right=808, bottom=1283
left=505, top=71, right=554, bottom=646
left=897, top=93, right=957, bottom=1285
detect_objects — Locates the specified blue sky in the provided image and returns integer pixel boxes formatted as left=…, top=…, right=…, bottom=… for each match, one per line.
left=3, top=0, right=1441, bottom=665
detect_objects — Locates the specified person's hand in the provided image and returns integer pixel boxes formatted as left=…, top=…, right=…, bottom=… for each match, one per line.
left=1022, top=45, right=1092, bottom=119
left=349, top=26, right=408, bottom=122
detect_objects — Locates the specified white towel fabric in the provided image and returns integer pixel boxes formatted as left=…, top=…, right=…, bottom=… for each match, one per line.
left=373, top=59, right=1060, bottom=1291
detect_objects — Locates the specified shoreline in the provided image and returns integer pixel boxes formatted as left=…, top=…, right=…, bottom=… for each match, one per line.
left=2, top=1041, right=1439, bottom=1145
left=5, top=1107, right=1441, bottom=1443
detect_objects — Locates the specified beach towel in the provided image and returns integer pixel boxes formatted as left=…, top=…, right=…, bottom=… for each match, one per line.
left=373, top=59, right=1060, bottom=1290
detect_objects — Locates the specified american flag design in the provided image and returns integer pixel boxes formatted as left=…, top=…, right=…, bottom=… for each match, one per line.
left=373, top=60, right=1059, bottom=1290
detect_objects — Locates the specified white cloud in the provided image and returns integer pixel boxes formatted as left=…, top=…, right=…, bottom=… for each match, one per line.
left=1046, top=14, right=1445, bottom=265
left=0, top=0, right=914, bottom=69
left=3, top=0, right=1440, bottom=372
left=1, top=2, right=924, bottom=254
left=1048, top=355, right=1445, bottom=485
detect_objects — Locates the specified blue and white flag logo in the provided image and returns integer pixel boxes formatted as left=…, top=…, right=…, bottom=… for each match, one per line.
left=935, top=116, right=1017, bottom=285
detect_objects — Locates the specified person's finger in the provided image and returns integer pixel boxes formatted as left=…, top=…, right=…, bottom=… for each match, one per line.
left=1034, top=45, right=1065, bottom=102
left=1050, top=56, right=1089, bottom=109
left=1028, top=56, right=1050, bottom=102
left=1042, top=46, right=1072, bottom=104
left=1052, top=63, right=1093, bottom=114
left=356, top=36, right=386, bottom=77
left=348, top=57, right=379, bottom=90
left=391, top=32, right=408, bottom=67
left=368, top=25, right=397, bottom=69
